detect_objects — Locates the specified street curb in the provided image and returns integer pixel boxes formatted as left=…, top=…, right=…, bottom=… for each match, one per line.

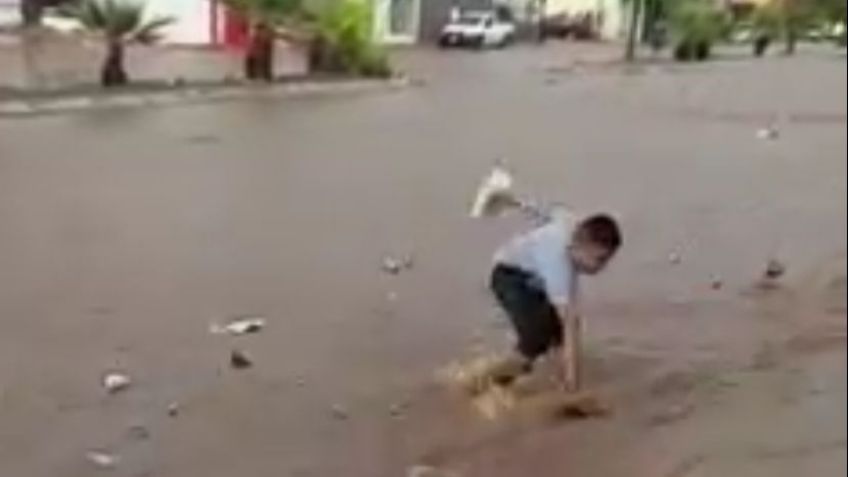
left=0, top=76, right=411, bottom=118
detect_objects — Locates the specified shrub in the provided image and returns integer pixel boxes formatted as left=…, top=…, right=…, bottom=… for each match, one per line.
left=308, top=0, right=391, bottom=77
left=669, top=0, right=728, bottom=61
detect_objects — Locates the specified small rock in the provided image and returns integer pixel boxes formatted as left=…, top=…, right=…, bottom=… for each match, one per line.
left=330, top=404, right=349, bottom=420
left=406, top=464, right=456, bottom=477
left=764, top=258, right=786, bottom=280
left=710, top=276, right=723, bottom=290
left=185, top=133, right=219, bottom=144
left=230, top=349, right=253, bottom=369
left=170, top=77, right=186, bottom=88
left=389, top=401, right=409, bottom=418
left=647, top=402, right=695, bottom=427
left=85, top=450, right=119, bottom=469
left=386, top=291, right=399, bottom=302
left=381, top=257, right=402, bottom=274
left=127, top=423, right=150, bottom=441
left=166, top=402, right=181, bottom=417
left=668, top=252, right=681, bottom=265
left=209, top=316, right=266, bottom=335
left=756, top=126, right=779, bottom=140
left=381, top=254, right=414, bottom=275
left=405, top=76, right=428, bottom=87
left=102, top=372, right=132, bottom=394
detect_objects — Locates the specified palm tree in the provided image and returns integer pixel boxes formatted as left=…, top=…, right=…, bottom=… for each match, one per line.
left=21, top=0, right=44, bottom=26
left=60, top=0, right=173, bottom=87
left=20, top=0, right=83, bottom=27
left=222, top=0, right=304, bottom=81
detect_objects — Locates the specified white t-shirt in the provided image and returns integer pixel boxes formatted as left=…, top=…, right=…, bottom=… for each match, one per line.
left=493, top=209, right=578, bottom=306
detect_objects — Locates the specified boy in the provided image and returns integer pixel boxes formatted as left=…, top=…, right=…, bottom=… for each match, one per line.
left=489, top=209, right=621, bottom=392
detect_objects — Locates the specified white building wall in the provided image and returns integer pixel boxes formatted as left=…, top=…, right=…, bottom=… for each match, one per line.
left=144, top=0, right=212, bottom=45
left=0, top=0, right=20, bottom=27
left=0, top=0, right=213, bottom=44
left=372, top=0, right=421, bottom=45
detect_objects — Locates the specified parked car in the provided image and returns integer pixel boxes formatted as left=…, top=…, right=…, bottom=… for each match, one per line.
left=439, top=11, right=516, bottom=48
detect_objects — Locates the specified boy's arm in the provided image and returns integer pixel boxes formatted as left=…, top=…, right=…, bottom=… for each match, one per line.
left=556, top=303, right=582, bottom=392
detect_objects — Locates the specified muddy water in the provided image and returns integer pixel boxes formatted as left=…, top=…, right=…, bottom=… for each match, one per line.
left=0, top=46, right=845, bottom=476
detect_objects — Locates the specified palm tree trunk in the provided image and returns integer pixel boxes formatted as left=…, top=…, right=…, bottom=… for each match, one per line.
left=625, top=0, right=643, bottom=62
left=784, top=27, right=797, bottom=54
left=101, top=41, right=128, bottom=87
left=21, top=0, right=43, bottom=27
left=780, top=0, right=797, bottom=55
left=245, top=22, right=275, bottom=82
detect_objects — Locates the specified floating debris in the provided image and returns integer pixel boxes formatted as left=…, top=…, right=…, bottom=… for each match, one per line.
left=381, top=255, right=414, bottom=275
left=710, top=276, right=723, bottom=290
left=330, top=404, right=349, bottom=420
left=166, top=401, right=181, bottom=417
left=389, top=400, right=409, bottom=418
left=405, top=76, right=428, bottom=87
left=127, top=423, right=150, bottom=441
left=185, top=133, right=220, bottom=144
left=764, top=258, right=786, bottom=280
left=230, top=350, right=253, bottom=369
left=668, top=252, right=681, bottom=265
left=470, top=165, right=515, bottom=218
left=85, top=450, right=119, bottom=469
left=209, top=316, right=266, bottom=335
left=102, top=372, right=132, bottom=394
left=406, top=465, right=458, bottom=477
left=647, top=402, right=695, bottom=427
left=756, top=126, right=779, bottom=140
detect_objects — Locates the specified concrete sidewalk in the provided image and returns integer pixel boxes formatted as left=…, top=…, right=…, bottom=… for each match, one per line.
left=0, top=30, right=307, bottom=91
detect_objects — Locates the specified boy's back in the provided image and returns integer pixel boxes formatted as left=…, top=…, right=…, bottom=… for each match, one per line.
left=494, top=209, right=579, bottom=307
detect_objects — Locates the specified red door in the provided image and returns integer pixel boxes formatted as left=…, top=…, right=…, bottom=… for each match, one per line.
left=210, top=0, right=248, bottom=50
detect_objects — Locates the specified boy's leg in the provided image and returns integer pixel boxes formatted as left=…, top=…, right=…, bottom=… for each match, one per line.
left=490, top=264, right=563, bottom=382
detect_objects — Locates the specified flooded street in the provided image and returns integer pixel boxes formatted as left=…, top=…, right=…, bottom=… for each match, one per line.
left=1, top=46, right=845, bottom=476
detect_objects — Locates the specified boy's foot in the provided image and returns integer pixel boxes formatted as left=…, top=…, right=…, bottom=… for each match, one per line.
left=485, top=354, right=532, bottom=387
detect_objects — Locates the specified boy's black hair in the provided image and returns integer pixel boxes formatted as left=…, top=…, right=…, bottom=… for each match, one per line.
left=580, top=214, right=622, bottom=251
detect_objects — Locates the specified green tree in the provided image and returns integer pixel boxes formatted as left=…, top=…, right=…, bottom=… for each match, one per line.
left=222, top=0, right=304, bottom=81
left=762, top=0, right=844, bottom=54
left=60, top=0, right=173, bottom=87
left=668, top=0, right=727, bottom=61
left=307, top=0, right=389, bottom=76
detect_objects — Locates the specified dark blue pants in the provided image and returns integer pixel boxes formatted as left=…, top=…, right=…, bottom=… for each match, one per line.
left=490, top=264, right=563, bottom=360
